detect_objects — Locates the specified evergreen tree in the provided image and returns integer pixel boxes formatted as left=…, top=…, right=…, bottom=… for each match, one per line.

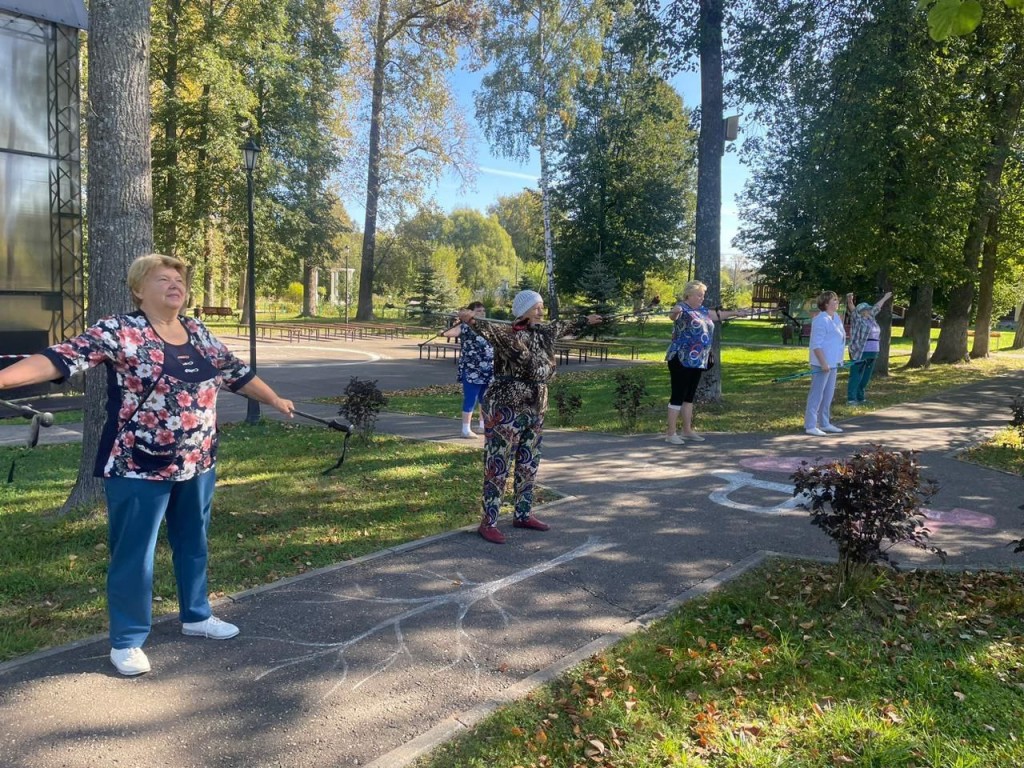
left=575, top=255, right=620, bottom=340
left=411, top=261, right=444, bottom=320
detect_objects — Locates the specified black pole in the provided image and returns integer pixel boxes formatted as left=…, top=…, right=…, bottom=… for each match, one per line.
left=245, top=166, right=261, bottom=425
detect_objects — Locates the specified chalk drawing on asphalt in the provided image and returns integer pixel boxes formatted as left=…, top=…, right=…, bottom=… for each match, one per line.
left=248, top=537, right=616, bottom=699
left=709, top=471, right=811, bottom=515
left=715, top=469, right=997, bottom=529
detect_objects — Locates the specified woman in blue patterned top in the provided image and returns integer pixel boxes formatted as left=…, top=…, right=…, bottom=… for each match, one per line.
left=441, top=301, right=494, bottom=437
left=0, top=254, right=294, bottom=676
left=664, top=280, right=748, bottom=444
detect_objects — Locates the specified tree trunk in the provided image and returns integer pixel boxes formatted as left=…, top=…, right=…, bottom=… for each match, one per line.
left=356, top=0, right=389, bottom=322
left=970, top=207, right=999, bottom=358
left=932, top=80, right=1022, bottom=364
left=904, top=283, right=933, bottom=369
left=65, top=0, right=154, bottom=515
left=1013, top=302, right=1024, bottom=350
left=536, top=4, right=558, bottom=321
left=157, top=0, right=180, bottom=258
left=302, top=262, right=319, bottom=316
left=694, top=0, right=724, bottom=403
left=195, top=81, right=213, bottom=306
left=538, top=142, right=559, bottom=319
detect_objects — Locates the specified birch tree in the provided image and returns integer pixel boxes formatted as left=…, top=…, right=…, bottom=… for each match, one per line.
left=475, top=0, right=607, bottom=319
left=344, top=0, right=482, bottom=321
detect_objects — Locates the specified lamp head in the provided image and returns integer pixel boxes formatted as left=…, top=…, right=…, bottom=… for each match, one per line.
left=242, top=139, right=261, bottom=172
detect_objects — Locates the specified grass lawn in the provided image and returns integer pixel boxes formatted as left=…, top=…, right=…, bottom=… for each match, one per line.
left=962, top=427, right=1024, bottom=476
left=385, top=345, right=1024, bottom=436
left=416, top=559, right=1024, bottom=768
left=0, top=422, right=493, bottom=661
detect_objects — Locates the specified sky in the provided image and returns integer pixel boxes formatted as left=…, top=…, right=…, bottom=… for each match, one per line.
left=343, top=66, right=752, bottom=266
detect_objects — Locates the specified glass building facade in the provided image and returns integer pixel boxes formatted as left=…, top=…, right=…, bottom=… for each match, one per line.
left=0, top=2, right=86, bottom=361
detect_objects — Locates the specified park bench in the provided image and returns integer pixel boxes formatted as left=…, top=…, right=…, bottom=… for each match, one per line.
left=418, top=339, right=460, bottom=361
left=196, top=305, right=236, bottom=320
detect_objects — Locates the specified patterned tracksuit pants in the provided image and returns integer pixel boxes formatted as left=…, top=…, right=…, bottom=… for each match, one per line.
left=481, top=404, right=543, bottom=525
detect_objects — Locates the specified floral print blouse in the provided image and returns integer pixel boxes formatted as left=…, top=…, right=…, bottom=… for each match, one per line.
left=41, top=312, right=254, bottom=481
left=665, top=304, right=715, bottom=369
left=456, top=322, right=494, bottom=386
left=464, top=317, right=587, bottom=415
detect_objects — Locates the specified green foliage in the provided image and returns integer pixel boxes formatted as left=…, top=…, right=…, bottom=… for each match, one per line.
left=487, top=190, right=545, bottom=263
left=792, top=447, right=945, bottom=596
left=611, top=369, right=651, bottom=431
left=337, top=377, right=388, bottom=440
left=574, top=255, right=620, bottom=340
left=549, top=383, right=583, bottom=426
left=410, top=262, right=447, bottom=320
left=918, top=0, right=1024, bottom=41
left=554, top=11, right=696, bottom=299
left=445, top=209, right=519, bottom=293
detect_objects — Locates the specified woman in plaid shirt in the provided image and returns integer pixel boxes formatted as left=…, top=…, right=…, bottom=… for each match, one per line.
left=845, top=291, right=892, bottom=405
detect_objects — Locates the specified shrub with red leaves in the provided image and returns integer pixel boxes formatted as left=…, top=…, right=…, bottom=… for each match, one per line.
left=792, top=446, right=945, bottom=577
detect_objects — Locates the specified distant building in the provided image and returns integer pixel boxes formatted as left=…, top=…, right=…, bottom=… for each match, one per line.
left=0, top=1, right=87, bottom=380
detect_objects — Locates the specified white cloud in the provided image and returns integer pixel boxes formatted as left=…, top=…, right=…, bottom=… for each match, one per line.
left=479, top=166, right=538, bottom=181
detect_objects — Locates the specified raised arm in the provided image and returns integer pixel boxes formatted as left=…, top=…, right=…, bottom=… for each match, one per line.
left=846, top=292, right=856, bottom=314
left=874, top=291, right=893, bottom=313
left=441, top=323, right=463, bottom=339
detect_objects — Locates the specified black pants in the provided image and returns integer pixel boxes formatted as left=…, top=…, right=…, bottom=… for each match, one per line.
left=667, top=356, right=704, bottom=405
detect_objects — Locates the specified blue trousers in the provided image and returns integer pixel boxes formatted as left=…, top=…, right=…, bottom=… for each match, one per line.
left=846, top=352, right=878, bottom=403
left=104, top=470, right=216, bottom=649
left=804, top=365, right=838, bottom=430
left=461, top=381, right=487, bottom=413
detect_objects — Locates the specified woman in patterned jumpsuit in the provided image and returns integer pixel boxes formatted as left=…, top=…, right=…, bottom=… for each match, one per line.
left=458, top=290, right=602, bottom=544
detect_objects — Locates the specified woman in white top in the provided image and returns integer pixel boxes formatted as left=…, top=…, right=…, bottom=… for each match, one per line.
left=804, top=291, right=846, bottom=436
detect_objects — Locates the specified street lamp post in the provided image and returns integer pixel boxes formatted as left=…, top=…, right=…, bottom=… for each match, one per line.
left=344, top=247, right=350, bottom=325
left=242, top=139, right=261, bottom=425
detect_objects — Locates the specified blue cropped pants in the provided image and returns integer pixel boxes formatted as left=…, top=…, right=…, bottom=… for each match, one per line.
left=104, top=470, right=216, bottom=649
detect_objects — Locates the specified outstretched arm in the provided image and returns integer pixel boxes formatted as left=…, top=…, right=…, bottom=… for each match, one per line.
left=874, top=291, right=893, bottom=313
left=0, top=354, right=61, bottom=391
left=846, top=292, right=856, bottom=314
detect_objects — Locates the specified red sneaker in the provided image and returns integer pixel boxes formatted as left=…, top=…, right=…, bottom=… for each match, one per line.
left=478, top=524, right=506, bottom=544
left=512, top=516, right=550, bottom=531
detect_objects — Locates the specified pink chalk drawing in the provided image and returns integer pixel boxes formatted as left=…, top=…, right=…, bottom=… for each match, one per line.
left=921, top=508, right=997, bottom=530
left=739, top=457, right=837, bottom=474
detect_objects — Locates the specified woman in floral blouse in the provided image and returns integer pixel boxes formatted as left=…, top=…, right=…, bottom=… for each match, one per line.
left=458, top=290, right=602, bottom=544
left=0, top=253, right=294, bottom=676
left=441, top=301, right=494, bottom=437
left=664, top=281, right=748, bottom=444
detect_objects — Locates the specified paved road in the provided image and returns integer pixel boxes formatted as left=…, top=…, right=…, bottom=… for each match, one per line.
left=0, top=334, right=1022, bottom=768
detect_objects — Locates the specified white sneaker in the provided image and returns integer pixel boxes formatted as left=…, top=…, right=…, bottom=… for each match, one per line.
left=683, top=432, right=705, bottom=442
left=461, top=429, right=477, bottom=438
left=181, top=616, right=239, bottom=640
left=805, top=427, right=827, bottom=437
left=665, top=434, right=686, bottom=445
left=821, top=425, right=844, bottom=433
left=110, top=647, right=151, bottom=676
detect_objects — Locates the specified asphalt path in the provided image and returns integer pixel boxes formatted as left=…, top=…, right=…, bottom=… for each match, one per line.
left=0, top=333, right=1022, bottom=768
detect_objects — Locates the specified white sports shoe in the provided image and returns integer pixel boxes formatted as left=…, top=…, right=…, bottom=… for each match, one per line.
left=181, top=616, right=240, bottom=640
left=665, top=434, right=686, bottom=445
left=805, top=427, right=827, bottom=437
left=821, top=425, right=844, bottom=433
left=110, top=647, right=151, bottom=676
